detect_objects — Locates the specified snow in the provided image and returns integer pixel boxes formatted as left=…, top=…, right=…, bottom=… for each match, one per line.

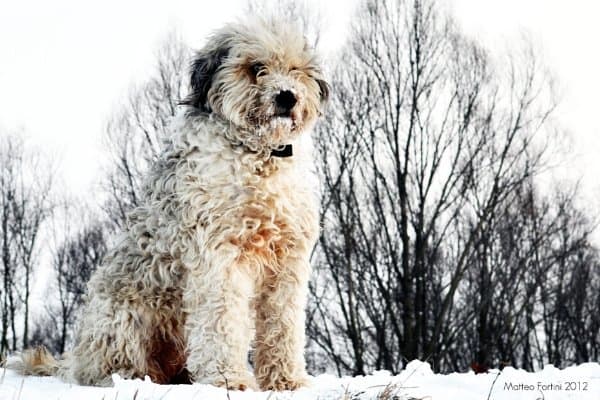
left=1, top=360, right=599, bottom=400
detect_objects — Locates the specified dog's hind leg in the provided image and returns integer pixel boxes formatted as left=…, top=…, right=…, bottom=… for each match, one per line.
left=183, top=249, right=257, bottom=390
left=63, top=300, right=156, bottom=386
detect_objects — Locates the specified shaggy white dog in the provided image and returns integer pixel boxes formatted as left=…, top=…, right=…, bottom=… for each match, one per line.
left=17, top=18, right=329, bottom=391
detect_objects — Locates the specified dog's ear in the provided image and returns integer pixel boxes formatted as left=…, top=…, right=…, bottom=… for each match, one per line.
left=181, top=44, right=229, bottom=112
left=316, top=77, right=330, bottom=103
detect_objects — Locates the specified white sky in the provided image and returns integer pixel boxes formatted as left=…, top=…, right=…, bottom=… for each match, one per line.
left=450, top=0, right=600, bottom=205
left=0, top=0, right=599, bottom=202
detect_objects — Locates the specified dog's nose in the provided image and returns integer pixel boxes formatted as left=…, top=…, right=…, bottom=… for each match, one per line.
left=275, top=90, right=297, bottom=112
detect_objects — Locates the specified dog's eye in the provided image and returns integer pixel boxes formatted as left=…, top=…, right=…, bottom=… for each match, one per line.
left=250, top=62, right=264, bottom=77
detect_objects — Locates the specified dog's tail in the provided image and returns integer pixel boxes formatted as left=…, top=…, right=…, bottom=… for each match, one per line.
left=8, top=346, right=60, bottom=376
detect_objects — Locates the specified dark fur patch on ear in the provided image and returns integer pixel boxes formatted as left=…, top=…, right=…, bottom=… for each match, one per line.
left=180, top=46, right=229, bottom=112
left=317, top=78, right=330, bottom=103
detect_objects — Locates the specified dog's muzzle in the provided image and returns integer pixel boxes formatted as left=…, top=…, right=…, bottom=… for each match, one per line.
left=274, top=90, right=297, bottom=117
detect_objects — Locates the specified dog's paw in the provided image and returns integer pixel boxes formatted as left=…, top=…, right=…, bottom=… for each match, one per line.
left=213, top=372, right=258, bottom=391
left=260, top=374, right=311, bottom=391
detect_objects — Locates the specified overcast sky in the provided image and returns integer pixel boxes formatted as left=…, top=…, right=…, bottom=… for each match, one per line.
left=1, top=0, right=599, bottom=204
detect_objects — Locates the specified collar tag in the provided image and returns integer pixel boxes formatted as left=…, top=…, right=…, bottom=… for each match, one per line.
left=270, top=144, right=293, bottom=158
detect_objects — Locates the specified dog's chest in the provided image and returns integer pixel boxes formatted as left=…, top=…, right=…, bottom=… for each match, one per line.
left=179, top=146, right=319, bottom=269
left=193, top=158, right=318, bottom=266
left=232, top=168, right=317, bottom=263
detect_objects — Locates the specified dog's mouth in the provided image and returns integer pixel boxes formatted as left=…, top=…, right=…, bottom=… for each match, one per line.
left=270, top=114, right=298, bottom=131
left=270, top=114, right=297, bottom=131
left=247, top=103, right=302, bottom=134
left=275, top=108, right=292, bottom=118
left=272, top=105, right=302, bottom=129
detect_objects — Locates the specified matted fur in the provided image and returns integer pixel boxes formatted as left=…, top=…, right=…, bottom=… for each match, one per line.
left=16, top=18, right=328, bottom=391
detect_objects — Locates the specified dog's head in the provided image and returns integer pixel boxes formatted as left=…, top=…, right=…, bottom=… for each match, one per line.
left=182, top=18, right=329, bottom=151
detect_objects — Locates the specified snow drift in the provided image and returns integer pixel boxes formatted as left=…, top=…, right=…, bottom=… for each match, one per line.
left=1, top=360, right=599, bottom=400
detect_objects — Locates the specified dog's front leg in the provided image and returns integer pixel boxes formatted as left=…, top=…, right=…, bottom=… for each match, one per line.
left=183, top=249, right=257, bottom=390
left=254, top=257, right=311, bottom=391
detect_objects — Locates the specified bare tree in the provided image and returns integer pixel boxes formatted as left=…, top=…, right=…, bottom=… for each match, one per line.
left=245, top=0, right=322, bottom=47
left=102, top=32, right=190, bottom=228
left=450, top=180, right=599, bottom=372
left=42, top=203, right=107, bottom=353
left=28, top=313, right=63, bottom=355
left=537, top=188, right=600, bottom=366
left=308, top=0, right=562, bottom=374
left=0, top=132, right=54, bottom=353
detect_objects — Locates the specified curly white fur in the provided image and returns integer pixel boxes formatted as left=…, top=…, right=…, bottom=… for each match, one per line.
left=15, top=18, right=328, bottom=391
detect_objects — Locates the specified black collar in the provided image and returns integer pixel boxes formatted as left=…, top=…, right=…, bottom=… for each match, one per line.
left=270, top=144, right=293, bottom=158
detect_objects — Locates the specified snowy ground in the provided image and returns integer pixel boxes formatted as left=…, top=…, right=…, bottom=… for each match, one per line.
left=1, top=360, right=599, bottom=400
